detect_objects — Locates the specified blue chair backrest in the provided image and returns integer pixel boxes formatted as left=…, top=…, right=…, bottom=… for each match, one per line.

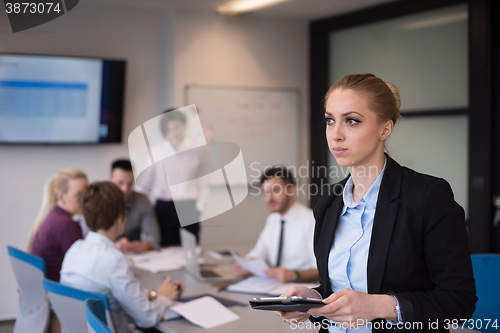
left=43, top=278, right=115, bottom=333
left=7, top=246, right=50, bottom=333
left=85, top=299, right=113, bottom=333
left=471, top=254, right=500, bottom=332
left=7, top=245, right=47, bottom=310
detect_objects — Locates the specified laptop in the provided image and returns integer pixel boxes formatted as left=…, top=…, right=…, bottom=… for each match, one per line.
left=180, top=229, right=242, bottom=283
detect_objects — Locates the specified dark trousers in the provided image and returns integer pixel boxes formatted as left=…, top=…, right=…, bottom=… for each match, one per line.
left=155, top=199, right=200, bottom=246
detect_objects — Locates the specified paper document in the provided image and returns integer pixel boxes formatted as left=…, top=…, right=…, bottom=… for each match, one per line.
left=230, top=249, right=269, bottom=277
left=127, top=247, right=203, bottom=273
left=227, top=276, right=319, bottom=295
left=127, top=251, right=183, bottom=273
left=164, top=296, right=240, bottom=329
left=163, top=302, right=182, bottom=320
left=227, top=276, right=281, bottom=294
left=133, top=260, right=183, bottom=274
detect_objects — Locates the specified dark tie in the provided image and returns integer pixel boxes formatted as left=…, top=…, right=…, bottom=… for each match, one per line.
left=276, top=220, right=285, bottom=267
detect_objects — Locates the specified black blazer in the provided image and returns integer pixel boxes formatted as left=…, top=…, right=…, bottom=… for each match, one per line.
left=311, top=157, right=476, bottom=332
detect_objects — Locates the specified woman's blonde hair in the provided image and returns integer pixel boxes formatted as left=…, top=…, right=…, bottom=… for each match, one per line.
left=26, top=167, right=87, bottom=252
left=325, top=73, right=401, bottom=124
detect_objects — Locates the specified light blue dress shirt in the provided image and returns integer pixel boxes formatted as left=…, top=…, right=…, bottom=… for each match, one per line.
left=61, top=231, right=172, bottom=333
left=326, top=159, right=390, bottom=333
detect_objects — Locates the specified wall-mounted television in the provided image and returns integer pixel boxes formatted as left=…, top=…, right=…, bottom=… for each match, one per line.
left=0, top=53, right=126, bottom=144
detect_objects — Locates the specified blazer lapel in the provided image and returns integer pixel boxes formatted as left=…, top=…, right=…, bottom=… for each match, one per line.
left=367, top=157, right=402, bottom=294
left=317, top=189, right=344, bottom=296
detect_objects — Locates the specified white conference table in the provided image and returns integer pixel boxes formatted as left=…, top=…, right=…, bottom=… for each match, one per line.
left=135, top=265, right=319, bottom=333
left=134, top=244, right=479, bottom=333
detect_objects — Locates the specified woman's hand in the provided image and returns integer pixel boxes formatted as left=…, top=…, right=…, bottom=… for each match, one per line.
left=274, top=287, right=322, bottom=324
left=307, top=289, right=397, bottom=328
left=158, top=276, right=183, bottom=300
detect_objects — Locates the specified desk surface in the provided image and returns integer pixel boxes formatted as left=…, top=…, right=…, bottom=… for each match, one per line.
left=135, top=262, right=319, bottom=332
left=135, top=244, right=480, bottom=333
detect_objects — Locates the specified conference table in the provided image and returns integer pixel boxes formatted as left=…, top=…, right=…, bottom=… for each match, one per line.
left=134, top=243, right=319, bottom=333
left=135, top=244, right=479, bottom=333
left=136, top=267, right=319, bottom=333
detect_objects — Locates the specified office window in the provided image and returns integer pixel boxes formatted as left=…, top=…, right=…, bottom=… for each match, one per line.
left=326, top=3, right=469, bottom=216
left=329, top=3, right=468, bottom=112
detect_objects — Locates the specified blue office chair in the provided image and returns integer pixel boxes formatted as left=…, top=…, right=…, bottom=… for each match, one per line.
left=85, top=299, right=113, bottom=333
left=42, top=278, right=115, bottom=333
left=471, top=254, right=500, bottom=333
left=7, top=245, right=50, bottom=333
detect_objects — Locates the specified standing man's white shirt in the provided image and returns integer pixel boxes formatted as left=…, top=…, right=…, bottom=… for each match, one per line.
left=247, top=202, right=316, bottom=270
left=136, top=138, right=209, bottom=212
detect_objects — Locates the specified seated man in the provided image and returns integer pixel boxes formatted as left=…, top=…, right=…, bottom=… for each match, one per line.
left=110, top=159, right=160, bottom=253
left=238, top=166, right=319, bottom=283
left=61, top=181, right=182, bottom=333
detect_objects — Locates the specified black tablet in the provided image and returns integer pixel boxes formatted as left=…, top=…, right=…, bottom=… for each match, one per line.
left=249, top=296, right=324, bottom=312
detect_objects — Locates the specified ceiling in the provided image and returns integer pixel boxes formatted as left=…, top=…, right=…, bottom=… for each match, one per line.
left=109, top=0, right=398, bottom=21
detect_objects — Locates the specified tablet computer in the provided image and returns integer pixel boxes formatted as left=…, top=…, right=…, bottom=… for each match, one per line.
left=249, top=296, right=324, bottom=312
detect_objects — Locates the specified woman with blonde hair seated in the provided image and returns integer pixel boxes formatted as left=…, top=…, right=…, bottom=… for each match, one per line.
left=28, top=167, right=88, bottom=281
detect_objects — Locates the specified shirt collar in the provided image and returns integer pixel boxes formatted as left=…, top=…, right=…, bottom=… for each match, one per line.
left=85, top=231, right=116, bottom=247
left=342, top=157, right=387, bottom=213
left=54, top=205, right=71, bottom=217
left=164, top=137, right=192, bottom=152
left=279, top=201, right=300, bottom=223
left=126, top=192, right=135, bottom=213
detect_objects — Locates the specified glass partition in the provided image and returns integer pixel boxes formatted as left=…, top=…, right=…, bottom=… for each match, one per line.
left=329, top=4, right=468, bottom=112
left=327, top=3, right=469, bottom=215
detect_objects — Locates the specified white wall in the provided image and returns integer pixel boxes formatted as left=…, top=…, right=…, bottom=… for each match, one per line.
left=0, top=1, right=175, bottom=319
left=173, top=10, right=309, bottom=245
left=0, top=3, right=309, bottom=320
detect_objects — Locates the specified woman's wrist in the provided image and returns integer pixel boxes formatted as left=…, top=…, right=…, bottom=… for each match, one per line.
left=373, top=295, right=398, bottom=321
left=309, top=288, right=323, bottom=300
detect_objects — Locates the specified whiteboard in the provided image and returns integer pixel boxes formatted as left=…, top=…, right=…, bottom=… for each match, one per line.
left=186, top=85, right=300, bottom=184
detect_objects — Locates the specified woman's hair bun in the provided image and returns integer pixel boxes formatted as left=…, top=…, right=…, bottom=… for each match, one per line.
left=385, top=81, right=401, bottom=111
left=326, top=73, right=401, bottom=124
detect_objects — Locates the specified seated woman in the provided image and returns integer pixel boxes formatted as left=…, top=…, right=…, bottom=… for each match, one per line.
left=28, top=167, right=88, bottom=281
left=61, top=181, right=183, bottom=333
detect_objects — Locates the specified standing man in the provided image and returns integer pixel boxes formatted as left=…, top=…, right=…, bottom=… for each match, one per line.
left=110, top=159, right=160, bottom=253
left=238, top=166, right=318, bottom=283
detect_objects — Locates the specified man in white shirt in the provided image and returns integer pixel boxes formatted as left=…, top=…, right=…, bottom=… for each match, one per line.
left=238, top=167, right=319, bottom=283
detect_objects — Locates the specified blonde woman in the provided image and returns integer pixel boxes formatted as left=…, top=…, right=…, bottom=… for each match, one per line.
left=28, top=167, right=88, bottom=281
left=278, top=74, right=476, bottom=332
